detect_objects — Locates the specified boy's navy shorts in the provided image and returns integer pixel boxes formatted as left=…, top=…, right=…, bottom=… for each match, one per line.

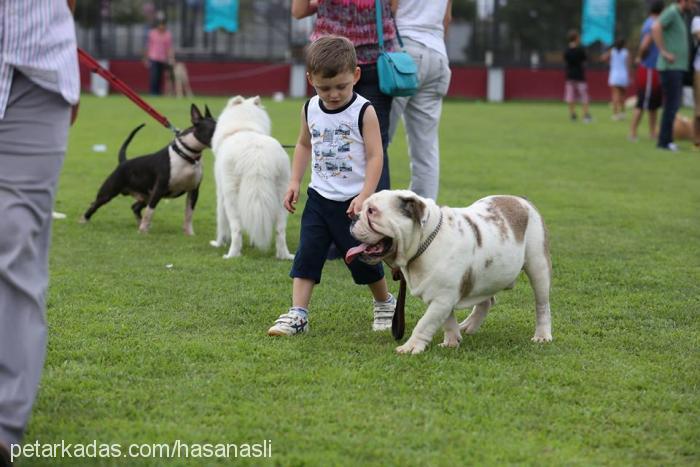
left=290, top=188, right=384, bottom=285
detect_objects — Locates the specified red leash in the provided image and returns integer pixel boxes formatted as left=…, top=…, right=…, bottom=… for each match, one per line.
left=77, top=48, right=178, bottom=134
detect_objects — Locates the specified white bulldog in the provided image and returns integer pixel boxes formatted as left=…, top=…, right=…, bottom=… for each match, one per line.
left=347, top=190, right=552, bottom=354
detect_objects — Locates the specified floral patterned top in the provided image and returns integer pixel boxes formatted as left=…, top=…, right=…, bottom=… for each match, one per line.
left=310, top=0, right=397, bottom=64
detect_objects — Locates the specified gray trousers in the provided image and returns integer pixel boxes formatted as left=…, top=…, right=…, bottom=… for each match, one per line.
left=389, top=37, right=451, bottom=201
left=0, top=72, right=70, bottom=445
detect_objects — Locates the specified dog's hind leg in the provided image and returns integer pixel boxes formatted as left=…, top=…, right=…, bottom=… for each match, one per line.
left=210, top=185, right=230, bottom=248
left=274, top=207, right=294, bottom=260
left=459, top=297, right=495, bottom=334
left=79, top=179, right=121, bottom=223
left=439, top=311, right=462, bottom=348
left=523, top=217, right=552, bottom=343
left=221, top=195, right=242, bottom=259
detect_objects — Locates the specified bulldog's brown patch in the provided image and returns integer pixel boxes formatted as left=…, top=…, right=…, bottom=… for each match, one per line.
left=484, top=258, right=493, bottom=268
left=491, top=196, right=529, bottom=243
left=463, top=215, right=482, bottom=247
left=460, top=267, right=474, bottom=298
left=398, top=196, right=426, bottom=225
left=479, top=206, right=509, bottom=240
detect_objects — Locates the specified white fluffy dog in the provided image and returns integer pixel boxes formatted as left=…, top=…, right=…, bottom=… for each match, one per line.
left=209, top=96, right=294, bottom=259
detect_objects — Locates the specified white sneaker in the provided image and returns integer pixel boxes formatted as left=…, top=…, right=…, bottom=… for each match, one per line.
left=267, top=308, right=309, bottom=336
left=659, top=142, right=679, bottom=152
left=372, top=294, right=396, bottom=331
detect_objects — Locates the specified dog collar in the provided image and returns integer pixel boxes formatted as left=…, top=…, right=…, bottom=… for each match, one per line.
left=407, top=210, right=443, bottom=267
left=171, top=139, right=201, bottom=165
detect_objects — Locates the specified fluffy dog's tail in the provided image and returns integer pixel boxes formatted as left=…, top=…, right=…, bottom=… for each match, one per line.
left=118, top=123, right=146, bottom=164
left=238, top=174, right=279, bottom=250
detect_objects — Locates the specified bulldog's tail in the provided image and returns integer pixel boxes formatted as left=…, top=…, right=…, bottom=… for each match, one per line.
left=118, top=123, right=146, bottom=164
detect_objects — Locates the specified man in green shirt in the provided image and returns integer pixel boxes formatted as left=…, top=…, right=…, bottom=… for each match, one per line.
left=652, top=0, right=694, bottom=151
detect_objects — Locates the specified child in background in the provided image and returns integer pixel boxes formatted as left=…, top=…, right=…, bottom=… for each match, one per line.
left=564, top=30, right=592, bottom=123
left=602, top=38, right=631, bottom=121
left=267, top=35, right=396, bottom=337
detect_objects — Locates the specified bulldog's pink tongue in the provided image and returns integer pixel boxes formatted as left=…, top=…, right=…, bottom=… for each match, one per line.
left=345, top=243, right=369, bottom=264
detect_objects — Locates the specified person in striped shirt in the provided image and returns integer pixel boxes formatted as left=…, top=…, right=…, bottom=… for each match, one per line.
left=0, top=1, right=79, bottom=462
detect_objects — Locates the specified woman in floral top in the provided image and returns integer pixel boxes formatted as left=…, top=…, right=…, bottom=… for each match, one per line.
left=292, top=0, right=396, bottom=191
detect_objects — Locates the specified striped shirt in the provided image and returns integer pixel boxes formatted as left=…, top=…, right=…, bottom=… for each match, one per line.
left=0, top=1, right=80, bottom=119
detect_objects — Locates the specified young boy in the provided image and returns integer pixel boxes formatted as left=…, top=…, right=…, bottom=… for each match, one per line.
left=564, top=29, right=592, bottom=123
left=267, top=35, right=396, bottom=336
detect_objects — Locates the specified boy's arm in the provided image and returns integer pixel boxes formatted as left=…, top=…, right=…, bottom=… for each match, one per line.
left=291, top=0, right=318, bottom=19
left=347, top=105, right=383, bottom=216
left=285, top=106, right=312, bottom=214
left=636, top=32, right=653, bottom=63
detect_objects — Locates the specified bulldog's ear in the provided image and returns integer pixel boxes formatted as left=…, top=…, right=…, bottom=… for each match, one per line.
left=204, top=105, right=213, bottom=118
left=190, top=104, right=203, bottom=124
left=399, top=196, right=425, bottom=225
left=251, top=95, right=262, bottom=106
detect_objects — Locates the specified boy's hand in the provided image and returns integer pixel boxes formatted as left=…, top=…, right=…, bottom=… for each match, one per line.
left=284, top=183, right=301, bottom=213
left=347, top=193, right=368, bottom=217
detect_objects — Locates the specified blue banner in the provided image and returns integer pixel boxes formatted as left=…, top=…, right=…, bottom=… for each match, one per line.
left=581, top=0, right=616, bottom=46
left=205, top=0, right=238, bottom=33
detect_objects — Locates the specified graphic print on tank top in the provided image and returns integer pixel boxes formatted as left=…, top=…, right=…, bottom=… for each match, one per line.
left=310, top=120, right=355, bottom=180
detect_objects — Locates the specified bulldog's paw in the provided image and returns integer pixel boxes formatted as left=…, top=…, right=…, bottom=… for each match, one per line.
left=210, top=240, right=224, bottom=248
left=138, top=227, right=149, bottom=234
left=395, top=339, right=428, bottom=355
left=222, top=251, right=241, bottom=259
left=531, top=333, right=552, bottom=343
left=78, top=216, right=88, bottom=224
left=439, top=333, right=462, bottom=348
left=459, top=317, right=482, bottom=335
left=183, top=228, right=195, bottom=236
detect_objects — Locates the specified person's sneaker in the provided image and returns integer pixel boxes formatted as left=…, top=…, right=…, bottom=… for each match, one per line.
left=627, top=135, right=638, bottom=143
left=583, top=114, right=593, bottom=123
left=267, top=308, right=309, bottom=336
left=659, top=142, right=679, bottom=152
left=372, top=294, right=396, bottom=331
left=570, top=113, right=578, bottom=121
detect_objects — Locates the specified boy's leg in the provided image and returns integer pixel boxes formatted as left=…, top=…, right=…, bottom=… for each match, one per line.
left=579, top=82, right=591, bottom=120
left=368, top=278, right=395, bottom=331
left=292, top=278, right=315, bottom=310
left=325, top=199, right=395, bottom=330
left=268, top=189, right=330, bottom=336
left=649, top=109, right=658, bottom=139
left=367, top=278, right=389, bottom=302
left=565, top=81, right=576, bottom=118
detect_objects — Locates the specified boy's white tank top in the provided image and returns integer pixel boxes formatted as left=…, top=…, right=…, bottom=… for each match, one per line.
left=306, top=93, right=371, bottom=202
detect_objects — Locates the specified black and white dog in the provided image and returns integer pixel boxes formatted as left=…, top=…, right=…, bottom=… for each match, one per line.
left=80, top=104, right=216, bottom=235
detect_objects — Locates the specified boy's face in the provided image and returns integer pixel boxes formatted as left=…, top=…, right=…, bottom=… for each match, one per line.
left=307, top=68, right=361, bottom=110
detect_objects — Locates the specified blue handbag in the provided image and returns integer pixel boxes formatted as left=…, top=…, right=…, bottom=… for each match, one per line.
left=375, top=0, right=419, bottom=97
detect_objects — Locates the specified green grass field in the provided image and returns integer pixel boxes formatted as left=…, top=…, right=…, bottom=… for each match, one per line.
left=21, top=95, right=699, bottom=466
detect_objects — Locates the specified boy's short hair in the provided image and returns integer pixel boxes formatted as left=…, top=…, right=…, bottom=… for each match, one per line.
left=567, top=29, right=579, bottom=43
left=306, top=35, right=357, bottom=78
left=650, top=0, right=664, bottom=14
